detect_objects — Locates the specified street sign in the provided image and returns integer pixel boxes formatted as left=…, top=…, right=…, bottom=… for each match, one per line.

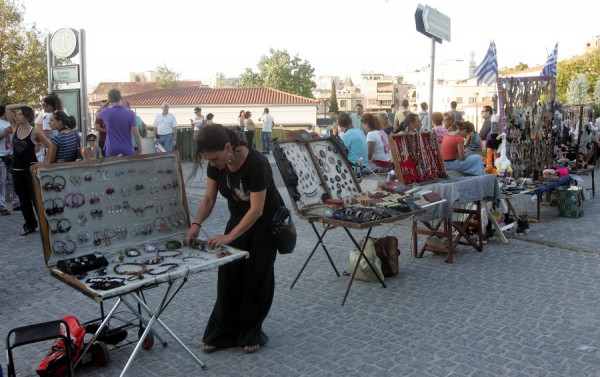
left=415, top=4, right=450, bottom=43
left=51, top=65, right=80, bottom=83
left=423, top=5, right=451, bottom=42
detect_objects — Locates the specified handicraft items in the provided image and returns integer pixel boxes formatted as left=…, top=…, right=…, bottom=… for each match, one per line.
left=388, top=132, right=446, bottom=185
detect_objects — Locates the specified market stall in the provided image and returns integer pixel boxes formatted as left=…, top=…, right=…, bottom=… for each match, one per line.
left=31, top=153, right=248, bottom=376
left=271, top=137, right=444, bottom=305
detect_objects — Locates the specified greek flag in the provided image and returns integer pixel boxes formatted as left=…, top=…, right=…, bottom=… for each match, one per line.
left=473, top=41, right=498, bottom=86
left=541, top=43, right=558, bottom=78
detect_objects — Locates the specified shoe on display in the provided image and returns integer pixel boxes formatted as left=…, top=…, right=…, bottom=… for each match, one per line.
left=0, top=208, right=9, bottom=216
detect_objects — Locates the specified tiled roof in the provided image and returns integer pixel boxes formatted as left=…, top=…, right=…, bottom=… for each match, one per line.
left=111, top=87, right=317, bottom=107
left=91, top=81, right=202, bottom=95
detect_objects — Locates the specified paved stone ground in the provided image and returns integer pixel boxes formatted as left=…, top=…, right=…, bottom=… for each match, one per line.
left=1, top=160, right=599, bottom=376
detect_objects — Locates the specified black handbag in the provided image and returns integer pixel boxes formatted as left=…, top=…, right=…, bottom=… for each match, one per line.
left=272, top=205, right=296, bottom=254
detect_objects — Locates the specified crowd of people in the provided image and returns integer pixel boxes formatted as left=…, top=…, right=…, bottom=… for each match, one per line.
left=331, top=99, right=488, bottom=177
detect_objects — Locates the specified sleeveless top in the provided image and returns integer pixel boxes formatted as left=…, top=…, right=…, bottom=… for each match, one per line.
left=12, top=126, right=37, bottom=170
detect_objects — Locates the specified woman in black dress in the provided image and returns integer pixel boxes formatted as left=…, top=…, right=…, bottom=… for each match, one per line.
left=185, top=124, right=280, bottom=354
left=5, top=104, right=51, bottom=235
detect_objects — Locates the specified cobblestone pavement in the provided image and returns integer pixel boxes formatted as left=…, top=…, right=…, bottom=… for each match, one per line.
left=1, top=159, right=599, bottom=377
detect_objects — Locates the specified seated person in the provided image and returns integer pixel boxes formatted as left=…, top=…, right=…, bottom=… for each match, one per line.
left=431, top=111, right=446, bottom=145
left=441, top=121, right=484, bottom=176
left=361, top=113, right=391, bottom=173
left=395, top=113, right=422, bottom=134
left=339, top=113, right=368, bottom=173
left=463, top=121, right=482, bottom=155
left=82, top=133, right=103, bottom=160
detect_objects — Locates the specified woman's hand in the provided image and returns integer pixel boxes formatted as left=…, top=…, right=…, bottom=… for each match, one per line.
left=207, top=234, right=233, bottom=249
left=185, top=226, right=200, bottom=247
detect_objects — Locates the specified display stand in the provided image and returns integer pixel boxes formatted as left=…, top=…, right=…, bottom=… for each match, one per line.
left=31, top=153, right=248, bottom=376
left=496, top=76, right=555, bottom=179
left=272, top=138, right=441, bottom=305
left=388, top=132, right=446, bottom=185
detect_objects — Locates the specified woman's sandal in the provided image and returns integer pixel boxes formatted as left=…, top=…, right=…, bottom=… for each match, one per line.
left=242, top=344, right=260, bottom=354
left=20, top=227, right=36, bottom=236
left=202, top=344, right=219, bottom=353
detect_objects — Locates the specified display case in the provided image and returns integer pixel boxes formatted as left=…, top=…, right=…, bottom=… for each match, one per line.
left=31, top=153, right=248, bottom=300
left=388, top=132, right=446, bottom=185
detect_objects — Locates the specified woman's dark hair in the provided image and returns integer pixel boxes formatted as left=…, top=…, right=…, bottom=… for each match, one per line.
left=360, top=113, right=381, bottom=131
left=244, top=111, right=252, bottom=119
left=86, top=134, right=97, bottom=141
left=19, top=106, right=35, bottom=123
left=338, top=113, right=352, bottom=128
left=43, top=93, right=63, bottom=112
left=188, top=124, right=246, bottom=182
left=52, top=110, right=77, bottom=129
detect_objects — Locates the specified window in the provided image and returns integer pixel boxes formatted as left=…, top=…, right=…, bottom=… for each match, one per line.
left=340, top=100, right=347, bottom=107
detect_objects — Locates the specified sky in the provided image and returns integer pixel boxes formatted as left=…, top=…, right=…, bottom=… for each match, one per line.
left=21, top=0, right=600, bottom=91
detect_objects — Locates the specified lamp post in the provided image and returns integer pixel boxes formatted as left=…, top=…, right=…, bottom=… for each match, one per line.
left=474, top=92, right=479, bottom=131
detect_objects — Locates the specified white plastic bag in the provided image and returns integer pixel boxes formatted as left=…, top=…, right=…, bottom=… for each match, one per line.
left=155, top=142, right=166, bottom=153
left=349, top=238, right=384, bottom=283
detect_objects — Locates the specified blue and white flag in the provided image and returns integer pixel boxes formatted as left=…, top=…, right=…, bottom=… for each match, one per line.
left=473, top=41, right=498, bottom=86
left=541, top=43, right=558, bottom=77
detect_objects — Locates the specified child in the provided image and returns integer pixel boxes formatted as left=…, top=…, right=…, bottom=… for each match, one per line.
left=81, top=134, right=103, bottom=160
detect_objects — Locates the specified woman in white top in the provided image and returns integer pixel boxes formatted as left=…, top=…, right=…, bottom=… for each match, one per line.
left=361, top=113, right=391, bottom=173
left=190, top=107, right=206, bottom=131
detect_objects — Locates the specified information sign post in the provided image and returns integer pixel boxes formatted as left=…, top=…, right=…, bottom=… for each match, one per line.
left=415, top=4, right=451, bottom=129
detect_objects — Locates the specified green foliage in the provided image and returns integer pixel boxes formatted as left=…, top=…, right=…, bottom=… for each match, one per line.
left=499, top=62, right=529, bottom=75
left=0, top=0, right=48, bottom=105
left=238, top=48, right=316, bottom=98
left=593, top=77, right=600, bottom=113
left=329, top=80, right=339, bottom=114
left=155, top=64, right=181, bottom=89
left=555, top=49, right=600, bottom=103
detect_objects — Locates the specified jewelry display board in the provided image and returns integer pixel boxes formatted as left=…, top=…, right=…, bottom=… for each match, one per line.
left=273, top=138, right=362, bottom=213
left=497, top=76, right=555, bottom=179
left=31, top=153, right=248, bottom=300
left=388, top=132, right=446, bottom=185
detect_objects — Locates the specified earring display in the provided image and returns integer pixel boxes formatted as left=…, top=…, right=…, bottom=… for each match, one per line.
left=32, top=154, right=249, bottom=298
left=273, top=138, right=362, bottom=209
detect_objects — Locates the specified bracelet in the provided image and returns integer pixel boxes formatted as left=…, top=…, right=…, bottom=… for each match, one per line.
left=165, top=240, right=182, bottom=250
left=113, top=262, right=147, bottom=277
left=147, top=263, right=179, bottom=276
left=192, top=222, right=201, bottom=228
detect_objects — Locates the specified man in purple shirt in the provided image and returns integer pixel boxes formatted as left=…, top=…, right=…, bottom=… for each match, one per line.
left=97, top=89, right=142, bottom=157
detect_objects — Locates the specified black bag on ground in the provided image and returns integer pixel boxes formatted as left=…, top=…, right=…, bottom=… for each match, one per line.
left=373, top=236, right=400, bottom=277
left=272, top=205, right=296, bottom=254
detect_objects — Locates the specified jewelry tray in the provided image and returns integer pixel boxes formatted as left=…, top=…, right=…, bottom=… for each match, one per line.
left=272, top=138, right=362, bottom=215
left=32, top=153, right=249, bottom=300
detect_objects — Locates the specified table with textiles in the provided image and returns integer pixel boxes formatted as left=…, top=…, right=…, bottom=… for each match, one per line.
left=412, top=174, right=502, bottom=263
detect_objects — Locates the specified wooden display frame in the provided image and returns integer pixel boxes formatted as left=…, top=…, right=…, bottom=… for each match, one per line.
left=388, top=132, right=446, bottom=185
left=31, top=153, right=248, bottom=300
left=272, top=138, right=362, bottom=215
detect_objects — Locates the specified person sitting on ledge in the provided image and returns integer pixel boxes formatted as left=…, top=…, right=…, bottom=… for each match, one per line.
left=441, top=121, right=484, bottom=176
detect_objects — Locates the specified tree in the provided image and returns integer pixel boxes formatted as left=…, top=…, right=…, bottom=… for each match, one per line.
left=566, top=73, right=589, bottom=104
left=155, top=64, right=181, bottom=89
left=555, top=48, right=600, bottom=103
left=499, top=62, right=529, bottom=75
left=238, top=48, right=316, bottom=98
left=0, top=0, right=48, bottom=105
left=594, top=77, right=600, bottom=113
left=329, top=80, right=339, bottom=114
